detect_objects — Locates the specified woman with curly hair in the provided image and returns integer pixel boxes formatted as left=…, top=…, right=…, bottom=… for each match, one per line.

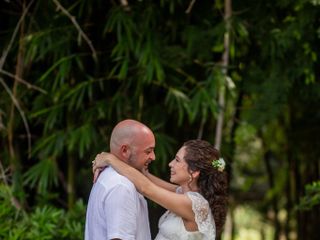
left=93, top=139, right=228, bottom=239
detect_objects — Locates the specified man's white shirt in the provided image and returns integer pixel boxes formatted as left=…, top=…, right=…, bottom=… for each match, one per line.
left=85, top=167, right=151, bottom=240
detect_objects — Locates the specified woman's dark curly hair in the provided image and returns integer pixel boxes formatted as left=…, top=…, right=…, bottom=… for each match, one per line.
left=183, top=139, right=228, bottom=236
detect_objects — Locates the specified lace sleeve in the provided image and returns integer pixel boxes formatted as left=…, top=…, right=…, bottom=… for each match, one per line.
left=186, top=192, right=216, bottom=240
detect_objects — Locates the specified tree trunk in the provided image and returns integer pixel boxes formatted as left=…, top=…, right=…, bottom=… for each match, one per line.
left=7, top=0, right=26, bottom=209
left=214, top=0, right=232, bottom=150
left=67, top=109, right=76, bottom=209
left=263, top=150, right=281, bottom=240
left=67, top=154, right=75, bottom=209
left=226, top=87, right=243, bottom=240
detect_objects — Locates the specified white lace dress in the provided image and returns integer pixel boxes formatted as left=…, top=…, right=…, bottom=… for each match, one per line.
left=154, top=189, right=216, bottom=240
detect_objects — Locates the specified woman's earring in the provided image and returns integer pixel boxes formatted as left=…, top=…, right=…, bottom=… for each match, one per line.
left=188, top=174, right=192, bottom=183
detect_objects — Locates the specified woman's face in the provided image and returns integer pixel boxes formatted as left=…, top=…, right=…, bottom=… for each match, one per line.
left=169, top=146, right=190, bottom=185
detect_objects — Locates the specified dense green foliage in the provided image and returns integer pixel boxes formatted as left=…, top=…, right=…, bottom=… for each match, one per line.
left=1, top=0, right=319, bottom=239
left=0, top=184, right=85, bottom=239
left=296, top=181, right=320, bottom=211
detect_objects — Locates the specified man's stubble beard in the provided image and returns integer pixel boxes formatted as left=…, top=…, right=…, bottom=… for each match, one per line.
left=127, top=153, right=140, bottom=171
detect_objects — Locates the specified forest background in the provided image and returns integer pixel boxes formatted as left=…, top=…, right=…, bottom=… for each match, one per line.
left=0, top=0, right=320, bottom=240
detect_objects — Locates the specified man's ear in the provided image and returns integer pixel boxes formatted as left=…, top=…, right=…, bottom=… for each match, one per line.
left=120, top=144, right=131, bottom=159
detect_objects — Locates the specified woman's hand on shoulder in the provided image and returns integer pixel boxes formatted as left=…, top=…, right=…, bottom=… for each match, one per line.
left=92, top=152, right=116, bottom=183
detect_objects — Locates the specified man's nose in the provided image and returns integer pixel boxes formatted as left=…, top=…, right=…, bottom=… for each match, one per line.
left=150, top=151, right=156, bottom=161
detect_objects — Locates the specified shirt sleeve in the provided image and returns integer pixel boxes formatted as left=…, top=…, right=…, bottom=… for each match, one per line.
left=104, top=183, right=138, bottom=240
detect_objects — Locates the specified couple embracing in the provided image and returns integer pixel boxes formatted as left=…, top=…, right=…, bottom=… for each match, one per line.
left=85, top=119, right=228, bottom=240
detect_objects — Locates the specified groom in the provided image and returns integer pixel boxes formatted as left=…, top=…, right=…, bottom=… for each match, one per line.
left=85, top=119, right=156, bottom=240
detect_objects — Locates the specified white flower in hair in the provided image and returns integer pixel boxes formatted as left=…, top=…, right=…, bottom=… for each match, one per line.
left=211, top=158, right=226, bottom=172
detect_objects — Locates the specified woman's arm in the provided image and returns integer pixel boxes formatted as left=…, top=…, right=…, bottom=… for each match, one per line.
left=93, top=153, right=178, bottom=192
left=94, top=152, right=195, bottom=222
left=142, top=169, right=178, bottom=192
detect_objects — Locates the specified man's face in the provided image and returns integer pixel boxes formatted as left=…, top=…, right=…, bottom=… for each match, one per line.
left=128, top=131, right=156, bottom=171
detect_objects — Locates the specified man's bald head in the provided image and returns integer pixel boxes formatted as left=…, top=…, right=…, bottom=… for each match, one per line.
left=110, top=119, right=154, bottom=159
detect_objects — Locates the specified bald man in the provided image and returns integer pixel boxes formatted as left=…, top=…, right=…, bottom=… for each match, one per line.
left=85, top=120, right=156, bottom=240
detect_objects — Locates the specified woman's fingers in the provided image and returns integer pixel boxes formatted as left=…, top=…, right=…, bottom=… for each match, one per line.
left=93, top=169, right=100, bottom=183
left=95, top=152, right=113, bottom=167
left=93, top=168, right=106, bottom=183
left=92, top=153, right=103, bottom=172
left=92, top=152, right=112, bottom=183
left=92, top=159, right=98, bottom=173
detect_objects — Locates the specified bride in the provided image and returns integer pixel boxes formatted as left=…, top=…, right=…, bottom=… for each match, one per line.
left=93, top=139, right=228, bottom=239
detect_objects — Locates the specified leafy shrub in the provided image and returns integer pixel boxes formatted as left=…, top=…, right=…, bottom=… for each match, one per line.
left=296, top=181, right=320, bottom=211
left=0, top=185, right=85, bottom=240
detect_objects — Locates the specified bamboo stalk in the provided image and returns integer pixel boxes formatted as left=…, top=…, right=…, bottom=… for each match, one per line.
left=214, top=0, right=232, bottom=150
